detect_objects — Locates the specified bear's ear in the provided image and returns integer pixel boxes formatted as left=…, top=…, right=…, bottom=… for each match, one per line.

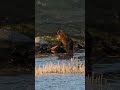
left=60, top=30, right=63, bottom=32
left=57, top=30, right=63, bottom=34
left=57, top=30, right=61, bottom=34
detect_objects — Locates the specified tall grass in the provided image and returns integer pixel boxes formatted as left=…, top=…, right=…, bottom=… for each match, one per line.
left=35, top=62, right=85, bottom=76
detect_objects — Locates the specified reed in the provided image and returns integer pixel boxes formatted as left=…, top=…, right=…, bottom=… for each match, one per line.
left=86, top=73, right=119, bottom=90
left=35, top=62, right=85, bottom=76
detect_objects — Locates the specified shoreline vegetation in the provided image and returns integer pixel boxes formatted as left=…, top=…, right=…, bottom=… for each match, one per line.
left=35, top=62, right=85, bottom=76
left=86, top=74, right=120, bottom=90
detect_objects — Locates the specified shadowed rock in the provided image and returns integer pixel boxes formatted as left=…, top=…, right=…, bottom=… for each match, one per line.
left=0, top=29, right=33, bottom=43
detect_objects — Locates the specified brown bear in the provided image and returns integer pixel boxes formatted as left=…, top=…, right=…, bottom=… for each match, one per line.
left=56, top=30, right=73, bottom=54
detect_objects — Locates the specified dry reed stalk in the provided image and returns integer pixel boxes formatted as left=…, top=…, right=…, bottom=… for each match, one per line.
left=35, top=62, right=85, bottom=76
left=86, top=74, right=104, bottom=86
left=86, top=74, right=119, bottom=90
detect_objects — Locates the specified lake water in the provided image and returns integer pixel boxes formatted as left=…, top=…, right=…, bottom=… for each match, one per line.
left=0, top=75, right=34, bottom=90
left=36, top=74, right=85, bottom=90
left=0, top=53, right=85, bottom=90
left=35, top=53, right=85, bottom=67
left=35, top=52, right=85, bottom=90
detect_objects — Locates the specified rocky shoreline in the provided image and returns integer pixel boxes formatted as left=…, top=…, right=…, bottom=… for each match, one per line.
left=35, top=49, right=85, bottom=58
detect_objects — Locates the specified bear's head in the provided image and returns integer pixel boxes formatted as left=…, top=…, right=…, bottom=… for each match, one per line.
left=57, top=30, right=68, bottom=41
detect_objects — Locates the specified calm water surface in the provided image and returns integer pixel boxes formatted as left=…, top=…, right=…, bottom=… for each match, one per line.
left=35, top=53, right=85, bottom=90
left=36, top=74, right=85, bottom=90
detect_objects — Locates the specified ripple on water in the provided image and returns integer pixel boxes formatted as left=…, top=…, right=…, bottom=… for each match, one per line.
left=35, top=74, right=85, bottom=90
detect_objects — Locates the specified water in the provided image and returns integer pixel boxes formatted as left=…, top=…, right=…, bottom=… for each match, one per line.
left=0, top=75, right=34, bottom=90
left=36, top=74, right=85, bottom=90
left=35, top=53, right=85, bottom=67
left=35, top=52, right=85, bottom=90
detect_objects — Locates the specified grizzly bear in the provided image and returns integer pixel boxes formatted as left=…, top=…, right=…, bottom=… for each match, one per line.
left=57, top=30, right=73, bottom=53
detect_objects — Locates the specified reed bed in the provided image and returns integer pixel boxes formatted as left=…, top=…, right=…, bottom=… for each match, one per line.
left=86, top=73, right=120, bottom=90
left=35, top=62, right=85, bottom=76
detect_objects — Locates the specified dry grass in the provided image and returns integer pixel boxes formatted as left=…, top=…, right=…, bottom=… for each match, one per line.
left=86, top=74, right=106, bottom=87
left=86, top=73, right=120, bottom=90
left=35, top=62, right=85, bottom=76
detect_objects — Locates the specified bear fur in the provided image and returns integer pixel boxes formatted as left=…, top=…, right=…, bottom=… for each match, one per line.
left=57, top=30, right=73, bottom=53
